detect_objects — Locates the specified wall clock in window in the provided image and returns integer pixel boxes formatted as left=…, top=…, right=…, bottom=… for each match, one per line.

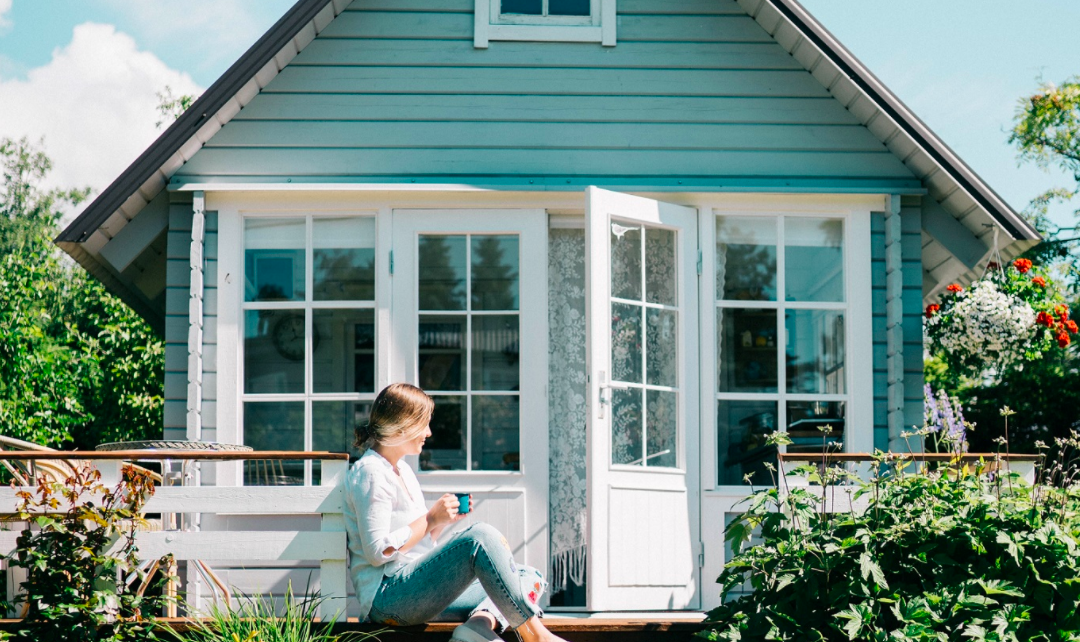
left=271, top=313, right=319, bottom=361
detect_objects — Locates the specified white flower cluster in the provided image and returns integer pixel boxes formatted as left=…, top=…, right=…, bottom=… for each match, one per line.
left=926, top=280, right=1038, bottom=370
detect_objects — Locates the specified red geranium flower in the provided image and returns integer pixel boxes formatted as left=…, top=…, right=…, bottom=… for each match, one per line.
left=1068, top=320, right=1079, bottom=334
left=1055, top=304, right=1070, bottom=319
left=1014, top=258, right=1033, bottom=273
left=1037, top=311, right=1056, bottom=327
left=925, top=304, right=940, bottom=319
left=1058, top=332, right=1071, bottom=348
left=946, top=284, right=963, bottom=293
left=1032, top=276, right=1047, bottom=287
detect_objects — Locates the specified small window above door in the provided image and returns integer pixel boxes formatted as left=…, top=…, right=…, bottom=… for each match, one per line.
left=474, top=0, right=616, bottom=48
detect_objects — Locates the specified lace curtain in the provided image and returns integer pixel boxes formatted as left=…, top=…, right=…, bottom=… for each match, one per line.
left=547, top=227, right=588, bottom=591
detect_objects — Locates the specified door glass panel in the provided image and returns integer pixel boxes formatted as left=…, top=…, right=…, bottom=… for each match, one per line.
left=312, top=401, right=371, bottom=483
left=473, top=395, right=520, bottom=470
left=313, top=309, right=375, bottom=394
left=716, top=216, right=776, bottom=302
left=785, top=218, right=843, bottom=302
left=646, top=308, right=677, bottom=387
left=472, top=235, right=519, bottom=311
left=611, top=302, right=642, bottom=384
left=786, top=310, right=846, bottom=394
left=419, top=235, right=467, bottom=311
left=646, top=390, right=677, bottom=468
left=245, top=218, right=305, bottom=302
left=418, top=315, right=467, bottom=391
left=244, top=310, right=305, bottom=394
left=717, top=400, right=778, bottom=486
left=645, top=227, right=676, bottom=306
left=611, top=388, right=643, bottom=466
left=313, top=217, right=375, bottom=301
left=787, top=400, right=845, bottom=454
left=243, top=401, right=304, bottom=485
left=610, top=223, right=642, bottom=301
left=717, top=308, right=777, bottom=393
left=422, top=396, right=467, bottom=471
left=472, top=315, right=520, bottom=391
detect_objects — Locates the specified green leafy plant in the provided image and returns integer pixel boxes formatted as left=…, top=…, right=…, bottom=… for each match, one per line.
left=4, top=464, right=171, bottom=642
left=699, top=431, right=1080, bottom=642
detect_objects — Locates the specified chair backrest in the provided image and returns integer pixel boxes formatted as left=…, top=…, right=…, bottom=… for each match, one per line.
left=0, top=436, right=83, bottom=485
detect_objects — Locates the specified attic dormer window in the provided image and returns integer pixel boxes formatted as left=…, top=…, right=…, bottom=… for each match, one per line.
left=474, top=0, right=616, bottom=48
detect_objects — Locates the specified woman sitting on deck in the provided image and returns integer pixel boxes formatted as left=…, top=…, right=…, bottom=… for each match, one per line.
left=343, top=383, right=568, bottom=642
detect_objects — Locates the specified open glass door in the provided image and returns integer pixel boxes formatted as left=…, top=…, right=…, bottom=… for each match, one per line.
left=585, top=187, right=700, bottom=611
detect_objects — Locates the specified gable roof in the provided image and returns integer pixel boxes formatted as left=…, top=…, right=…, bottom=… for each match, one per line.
left=57, top=0, right=1040, bottom=328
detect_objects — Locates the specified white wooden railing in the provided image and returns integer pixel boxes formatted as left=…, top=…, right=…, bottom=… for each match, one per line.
left=0, top=451, right=350, bottom=619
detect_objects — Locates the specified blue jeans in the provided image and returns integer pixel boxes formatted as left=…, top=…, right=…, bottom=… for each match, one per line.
left=368, top=523, right=546, bottom=631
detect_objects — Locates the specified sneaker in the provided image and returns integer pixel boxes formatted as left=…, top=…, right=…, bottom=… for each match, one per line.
left=449, top=621, right=504, bottom=642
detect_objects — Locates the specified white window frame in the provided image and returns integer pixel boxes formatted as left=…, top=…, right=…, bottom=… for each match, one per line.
left=474, top=0, right=616, bottom=48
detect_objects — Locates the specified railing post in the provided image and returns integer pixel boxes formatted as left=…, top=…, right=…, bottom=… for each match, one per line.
left=319, top=458, right=349, bottom=621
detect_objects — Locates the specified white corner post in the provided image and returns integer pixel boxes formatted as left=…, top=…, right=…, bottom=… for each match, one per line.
left=319, top=458, right=349, bottom=620
left=884, top=195, right=907, bottom=452
left=187, top=192, right=206, bottom=443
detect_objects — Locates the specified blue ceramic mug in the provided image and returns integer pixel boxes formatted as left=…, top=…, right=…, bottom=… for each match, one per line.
left=455, top=493, right=471, bottom=514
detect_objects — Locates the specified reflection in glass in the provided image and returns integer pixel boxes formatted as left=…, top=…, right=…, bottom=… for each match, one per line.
left=422, top=396, right=466, bottom=471
left=786, top=310, right=846, bottom=394
left=716, top=216, right=776, bottom=301
left=786, top=401, right=845, bottom=455
left=502, top=0, right=541, bottom=14
left=312, top=401, right=371, bottom=483
left=244, top=401, right=304, bottom=485
left=419, top=235, right=466, bottom=311
left=611, top=302, right=642, bottom=384
left=245, top=218, right=305, bottom=302
left=717, top=400, right=778, bottom=486
left=472, top=316, right=520, bottom=391
left=313, top=309, right=375, bottom=394
left=418, top=315, right=467, bottom=391
left=610, top=223, right=642, bottom=301
left=717, top=308, right=777, bottom=393
left=646, top=308, right=677, bottom=387
left=549, top=0, right=590, bottom=15
left=472, top=235, right=519, bottom=311
left=646, top=390, right=677, bottom=468
left=611, top=388, right=642, bottom=466
left=645, top=227, right=677, bottom=306
left=244, top=310, right=305, bottom=394
left=786, top=218, right=844, bottom=302
left=473, top=396, right=520, bottom=470
left=313, top=218, right=375, bottom=301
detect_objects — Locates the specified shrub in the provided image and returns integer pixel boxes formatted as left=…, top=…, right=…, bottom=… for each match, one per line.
left=699, top=434, right=1080, bottom=642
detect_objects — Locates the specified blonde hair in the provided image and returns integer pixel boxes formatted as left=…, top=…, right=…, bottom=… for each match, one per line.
left=356, top=383, right=435, bottom=452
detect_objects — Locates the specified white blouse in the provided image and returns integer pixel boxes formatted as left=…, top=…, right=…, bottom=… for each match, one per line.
left=342, top=449, right=435, bottom=620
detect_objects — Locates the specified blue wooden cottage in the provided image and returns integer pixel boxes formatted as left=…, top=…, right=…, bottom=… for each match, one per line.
left=57, top=0, right=1040, bottom=614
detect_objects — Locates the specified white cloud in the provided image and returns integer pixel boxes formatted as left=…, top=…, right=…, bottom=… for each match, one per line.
left=0, top=0, right=11, bottom=27
left=0, top=22, right=202, bottom=217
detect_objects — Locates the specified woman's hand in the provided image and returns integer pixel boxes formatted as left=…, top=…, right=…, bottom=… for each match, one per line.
left=427, top=493, right=467, bottom=529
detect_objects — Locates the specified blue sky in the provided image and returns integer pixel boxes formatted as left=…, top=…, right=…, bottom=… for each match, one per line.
left=0, top=0, right=1077, bottom=226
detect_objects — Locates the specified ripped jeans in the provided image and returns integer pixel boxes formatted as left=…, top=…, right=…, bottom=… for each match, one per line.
left=368, top=523, right=546, bottom=631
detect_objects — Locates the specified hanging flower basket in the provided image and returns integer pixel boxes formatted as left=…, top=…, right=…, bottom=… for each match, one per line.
left=925, top=258, right=1075, bottom=377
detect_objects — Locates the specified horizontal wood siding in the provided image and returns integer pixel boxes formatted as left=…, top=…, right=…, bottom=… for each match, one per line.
left=176, top=0, right=916, bottom=187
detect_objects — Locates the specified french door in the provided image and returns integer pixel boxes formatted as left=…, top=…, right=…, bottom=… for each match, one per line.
left=585, top=188, right=701, bottom=610
left=390, top=209, right=549, bottom=580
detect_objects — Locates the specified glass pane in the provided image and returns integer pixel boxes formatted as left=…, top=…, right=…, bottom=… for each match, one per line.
left=502, top=0, right=542, bottom=14
left=787, top=401, right=845, bottom=455
left=785, top=218, right=843, bottom=302
left=312, top=401, right=371, bottom=484
left=472, top=235, right=519, bottom=311
left=645, top=227, right=676, bottom=306
left=549, top=0, right=591, bottom=15
left=244, top=310, right=305, bottom=394
left=472, top=315, right=520, bottom=391
left=418, top=315, right=467, bottom=391
left=646, top=308, right=677, bottom=387
left=611, top=222, right=642, bottom=301
left=313, top=309, right=375, bottom=394
left=646, top=390, right=677, bottom=468
left=786, top=310, right=846, bottom=394
left=472, top=395, right=520, bottom=471
left=245, top=218, right=305, bottom=302
left=419, top=235, right=466, bottom=311
left=244, top=401, right=304, bottom=486
left=611, top=302, right=642, bottom=384
left=717, top=400, right=778, bottom=486
left=716, top=216, right=776, bottom=301
left=717, top=308, right=777, bottom=393
left=612, top=388, right=643, bottom=466
left=421, top=395, right=466, bottom=471
left=313, top=217, right=375, bottom=301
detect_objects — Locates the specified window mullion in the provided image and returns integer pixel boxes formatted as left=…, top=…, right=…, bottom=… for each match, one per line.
left=466, top=234, right=473, bottom=472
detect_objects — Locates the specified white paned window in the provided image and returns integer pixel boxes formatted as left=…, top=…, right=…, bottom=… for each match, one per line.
left=715, top=214, right=850, bottom=486
left=474, top=0, right=616, bottom=47
left=241, top=214, right=377, bottom=485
